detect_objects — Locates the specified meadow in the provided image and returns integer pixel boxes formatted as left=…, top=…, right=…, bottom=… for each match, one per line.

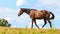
left=0, top=26, right=60, bottom=34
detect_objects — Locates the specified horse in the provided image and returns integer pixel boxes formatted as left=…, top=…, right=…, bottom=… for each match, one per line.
left=18, top=8, right=55, bottom=29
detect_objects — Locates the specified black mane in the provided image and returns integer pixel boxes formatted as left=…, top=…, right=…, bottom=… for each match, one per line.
left=21, top=8, right=37, bottom=14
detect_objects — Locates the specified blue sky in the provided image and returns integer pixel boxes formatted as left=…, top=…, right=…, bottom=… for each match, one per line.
left=0, top=0, right=60, bottom=29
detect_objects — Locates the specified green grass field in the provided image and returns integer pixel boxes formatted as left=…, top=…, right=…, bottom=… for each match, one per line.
left=0, top=26, right=60, bottom=34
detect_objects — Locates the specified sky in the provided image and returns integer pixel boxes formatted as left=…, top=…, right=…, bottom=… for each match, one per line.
left=0, top=0, right=60, bottom=29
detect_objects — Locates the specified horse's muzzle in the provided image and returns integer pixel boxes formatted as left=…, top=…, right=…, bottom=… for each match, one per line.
left=18, top=15, right=20, bottom=16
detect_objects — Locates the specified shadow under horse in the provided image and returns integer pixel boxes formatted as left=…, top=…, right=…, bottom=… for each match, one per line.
left=18, top=8, right=55, bottom=29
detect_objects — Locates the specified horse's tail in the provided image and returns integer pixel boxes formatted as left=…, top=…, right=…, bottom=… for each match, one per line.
left=50, top=12, right=55, bottom=20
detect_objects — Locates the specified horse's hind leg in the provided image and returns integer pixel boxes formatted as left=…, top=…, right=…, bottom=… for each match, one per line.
left=42, top=19, right=47, bottom=28
left=34, top=19, right=40, bottom=29
left=47, top=19, right=52, bottom=28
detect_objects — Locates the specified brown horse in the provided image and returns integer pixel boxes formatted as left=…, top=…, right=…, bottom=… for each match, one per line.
left=18, top=8, right=55, bottom=29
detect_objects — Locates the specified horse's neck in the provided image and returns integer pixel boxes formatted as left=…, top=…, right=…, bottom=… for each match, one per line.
left=25, top=9, right=37, bottom=15
left=25, top=9, right=31, bottom=15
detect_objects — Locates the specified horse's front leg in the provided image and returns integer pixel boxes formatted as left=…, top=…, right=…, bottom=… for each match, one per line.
left=34, top=19, right=40, bottom=29
left=31, top=19, right=34, bottom=29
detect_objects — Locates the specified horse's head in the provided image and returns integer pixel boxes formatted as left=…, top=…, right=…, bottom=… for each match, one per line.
left=18, top=8, right=27, bottom=16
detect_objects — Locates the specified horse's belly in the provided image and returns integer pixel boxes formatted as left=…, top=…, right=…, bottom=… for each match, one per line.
left=35, top=15, right=40, bottom=18
left=35, top=13, right=43, bottom=19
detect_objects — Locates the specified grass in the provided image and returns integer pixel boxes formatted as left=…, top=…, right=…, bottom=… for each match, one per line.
left=0, top=26, right=60, bottom=34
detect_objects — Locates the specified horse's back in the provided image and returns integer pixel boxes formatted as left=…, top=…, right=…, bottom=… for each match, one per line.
left=29, top=10, right=44, bottom=18
left=29, top=10, right=50, bottom=19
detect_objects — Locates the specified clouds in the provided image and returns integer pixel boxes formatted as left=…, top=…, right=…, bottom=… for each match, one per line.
left=0, top=7, right=17, bottom=15
left=0, top=7, right=32, bottom=28
left=36, top=0, right=60, bottom=6
left=16, top=0, right=28, bottom=6
left=0, top=7, right=18, bottom=21
left=33, top=0, right=60, bottom=10
left=0, top=7, right=18, bottom=27
left=5, top=17, right=16, bottom=22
